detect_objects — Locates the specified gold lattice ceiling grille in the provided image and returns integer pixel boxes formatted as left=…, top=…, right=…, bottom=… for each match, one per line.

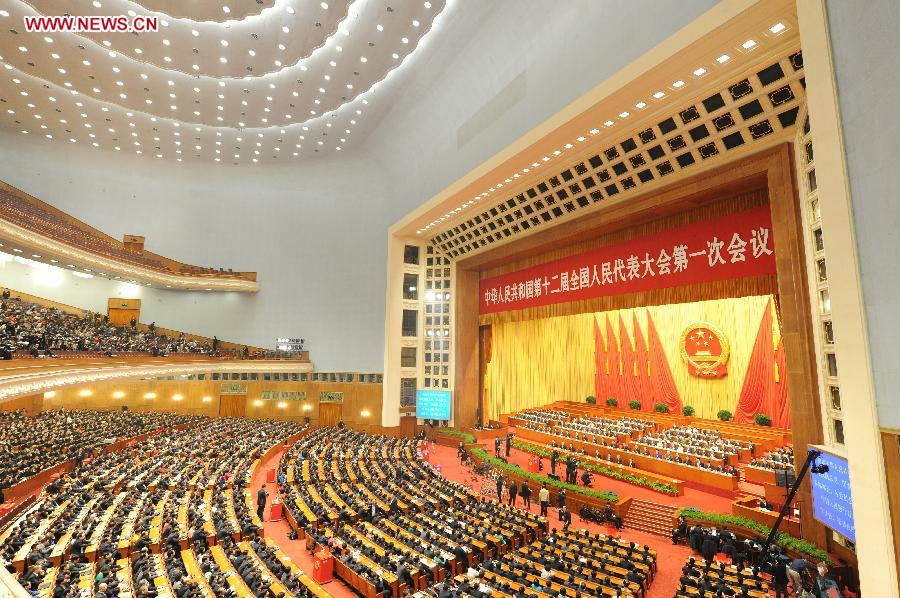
left=430, top=49, right=805, bottom=259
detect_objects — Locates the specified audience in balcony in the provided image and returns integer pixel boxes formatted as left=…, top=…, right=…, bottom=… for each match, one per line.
left=0, top=294, right=214, bottom=358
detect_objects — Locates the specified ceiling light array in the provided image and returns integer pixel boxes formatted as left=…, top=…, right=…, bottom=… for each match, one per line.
left=415, top=22, right=787, bottom=235
left=0, top=0, right=445, bottom=163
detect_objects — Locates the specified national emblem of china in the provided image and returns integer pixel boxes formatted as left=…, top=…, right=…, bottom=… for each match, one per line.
left=680, top=322, right=730, bottom=378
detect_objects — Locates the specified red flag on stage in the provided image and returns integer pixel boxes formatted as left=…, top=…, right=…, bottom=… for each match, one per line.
left=647, top=311, right=682, bottom=414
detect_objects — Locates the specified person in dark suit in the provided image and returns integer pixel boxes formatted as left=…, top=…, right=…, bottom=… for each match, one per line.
left=495, top=476, right=504, bottom=501
left=701, top=532, right=719, bottom=562
left=672, top=515, right=688, bottom=544
left=560, top=506, right=572, bottom=530
left=520, top=481, right=532, bottom=508
left=689, top=524, right=704, bottom=552
left=556, top=489, right=566, bottom=519
left=505, top=433, right=512, bottom=457
left=495, top=437, right=502, bottom=458
left=508, top=480, right=518, bottom=506
left=257, top=484, right=268, bottom=521
left=550, top=450, right=558, bottom=476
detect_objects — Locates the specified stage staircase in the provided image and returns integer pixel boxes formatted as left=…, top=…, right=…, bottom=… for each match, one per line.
left=623, top=499, right=678, bottom=537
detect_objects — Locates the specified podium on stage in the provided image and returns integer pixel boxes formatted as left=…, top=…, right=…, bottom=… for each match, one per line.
left=312, top=548, right=334, bottom=583
left=266, top=468, right=276, bottom=484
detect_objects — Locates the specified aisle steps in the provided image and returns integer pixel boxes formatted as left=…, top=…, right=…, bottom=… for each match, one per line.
left=623, top=499, right=678, bottom=537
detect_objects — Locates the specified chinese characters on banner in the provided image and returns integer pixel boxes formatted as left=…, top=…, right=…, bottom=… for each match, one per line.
left=479, top=206, right=777, bottom=314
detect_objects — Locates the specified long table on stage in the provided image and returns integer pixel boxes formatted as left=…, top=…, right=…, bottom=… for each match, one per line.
left=515, top=426, right=737, bottom=492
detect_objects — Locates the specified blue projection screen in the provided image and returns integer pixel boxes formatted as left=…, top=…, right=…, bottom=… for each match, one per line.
left=810, top=449, right=856, bottom=542
left=416, top=390, right=452, bottom=420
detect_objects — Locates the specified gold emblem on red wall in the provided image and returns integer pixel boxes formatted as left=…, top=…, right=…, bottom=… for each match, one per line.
left=680, top=322, right=730, bottom=378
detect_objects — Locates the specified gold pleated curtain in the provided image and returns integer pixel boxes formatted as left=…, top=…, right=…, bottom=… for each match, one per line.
left=485, top=313, right=596, bottom=420
left=484, top=294, right=776, bottom=420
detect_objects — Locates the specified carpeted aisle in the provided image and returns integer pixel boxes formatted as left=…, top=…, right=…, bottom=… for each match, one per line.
left=249, top=446, right=357, bottom=598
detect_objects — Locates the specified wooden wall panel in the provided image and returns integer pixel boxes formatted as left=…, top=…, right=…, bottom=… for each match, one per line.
left=219, top=395, right=246, bottom=418
left=319, top=404, right=343, bottom=427
left=40, top=378, right=383, bottom=429
left=0, top=393, right=44, bottom=414
left=766, top=145, right=826, bottom=548
left=454, top=268, right=481, bottom=429
left=882, top=432, right=900, bottom=580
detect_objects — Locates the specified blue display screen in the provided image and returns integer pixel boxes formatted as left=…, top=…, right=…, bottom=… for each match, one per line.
left=416, top=389, right=452, bottom=420
left=810, top=450, right=856, bottom=541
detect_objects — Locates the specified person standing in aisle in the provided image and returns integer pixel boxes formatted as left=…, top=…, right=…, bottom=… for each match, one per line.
left=257, top=484, right=268, bottom=521
left=538, top=483, right=550, bottom=517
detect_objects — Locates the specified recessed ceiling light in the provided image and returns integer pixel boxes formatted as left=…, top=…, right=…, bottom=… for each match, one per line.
left=360, top=56, right=367, bottom=62
left=43, top=36, right=53, bottom=43
left=191, top=29, right=199, bottom=36
left=618, top=111, right=630, bottom=118
left=401, top=37, right=409, bottom=44
left=222, top=5, right=230, bottom=13
left=219, top=56, right=227, bottom=63
left=412, top=20, right=420, bottom=27
left=716, top=54, right=731, bottom=63
left=672, top=80, right=685, bottom=88
left=320, top=2, right=329, bottom=8
left=424, top=1, right=432, bottom=7
left=18, top=46, right=27, bottom=52
left=693, top=67, right=707, bottom=76
left=286, top=6, right=295, bottom=14
left=742, top=39, right=757, bottom=49
left=604, top=120, right=614, bottom=127
left=282, top=26, right=290, bottom=33
left=635, top=101, right=647, bottom=109
left=770, top=22, right=786, bottom=34
left=377, top=24, right=383, bottom=31
left=392, top=53, right=399, bottom=59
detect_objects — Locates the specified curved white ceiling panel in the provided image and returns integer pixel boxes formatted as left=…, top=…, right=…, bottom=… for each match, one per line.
left=0, top=0, right=449, bottom=163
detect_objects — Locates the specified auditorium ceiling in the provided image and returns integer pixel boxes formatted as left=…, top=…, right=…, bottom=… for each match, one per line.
left=0, top=0, right=447, bottom=163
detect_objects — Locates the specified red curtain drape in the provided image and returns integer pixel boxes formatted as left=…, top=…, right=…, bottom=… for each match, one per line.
left=768, top=334, right=792, bottom=427
left=618, top=316, right=639, bottom=407
left=605, top=315, right=621, bottom=402
left=594, top=316, right=608, bottom=401
left=735, top=299, right=775, bottom=424
left=632, top=312, right=651, bottom=410
left=647, top=311, right=682, bottom=414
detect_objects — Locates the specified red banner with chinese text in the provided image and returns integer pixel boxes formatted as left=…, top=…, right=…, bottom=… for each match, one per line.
left=479, top=206, right=776, bottom=314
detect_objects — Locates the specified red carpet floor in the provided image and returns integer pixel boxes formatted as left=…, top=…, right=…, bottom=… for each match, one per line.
left=249, top=440, right=737, bottom=598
